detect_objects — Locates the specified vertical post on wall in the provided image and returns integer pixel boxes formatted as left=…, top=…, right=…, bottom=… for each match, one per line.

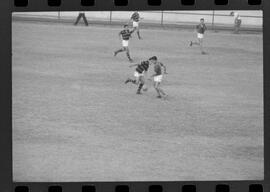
left=212, top=10, right=215, bottom=31
left=58, top=11, right=60, bottom=21
left=110, top=11, right=112, bottom=24
left=161, top=11, right=164, bottom=27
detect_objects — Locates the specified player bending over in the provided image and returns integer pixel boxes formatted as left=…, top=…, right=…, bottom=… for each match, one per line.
left=190, top=18, right=207, bottom=55
left=230, top=11, right=242, bottom=34
left=150, top=57, right=168, bottom=99
left=129, top=11, right=143, bottom=40
left=125, top=56, right=156, bottom=94
left=114, top=24, right=135, bottom=62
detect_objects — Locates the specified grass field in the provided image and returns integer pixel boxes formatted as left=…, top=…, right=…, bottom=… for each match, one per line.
left=12, top=20, right=263, bottom=181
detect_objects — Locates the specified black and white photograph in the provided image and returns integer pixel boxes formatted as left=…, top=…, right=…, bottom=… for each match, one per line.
left=12, top=11, right=263, bottom=181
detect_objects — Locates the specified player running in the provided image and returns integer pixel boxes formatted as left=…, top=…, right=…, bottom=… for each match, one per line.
left=190, top=18, right=207, bottom=54
left=149, top=57, right=168, bottom=99
left=124, top=56, right=156, bottom=94
left=114, top=24, right=135, bottom=62
left=129, top=11, right=143, bottom=40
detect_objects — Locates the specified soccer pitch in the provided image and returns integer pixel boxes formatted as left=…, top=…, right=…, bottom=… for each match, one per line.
left=12, top=21, right=263, bottom=181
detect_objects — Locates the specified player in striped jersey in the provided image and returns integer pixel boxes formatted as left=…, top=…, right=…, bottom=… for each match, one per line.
left=150, top=58, right=168, bottom=99
left=125, top=56, right=156, bottom=94
left=130, top=11, right=143, bottom=40
left=114, top=24, right=135, bottom=62
left=190, top=18, right=207, bottom=54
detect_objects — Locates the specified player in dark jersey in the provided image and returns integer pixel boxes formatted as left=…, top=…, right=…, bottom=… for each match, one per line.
left=129, top=11, right=143, bottom=40
left=190, top=18, right=207, bottom=54
left=150, top=57, right=168, bottom=98
left=124, top=56, right=156, bottom=94
left=114, top=25, right=135, bottom=62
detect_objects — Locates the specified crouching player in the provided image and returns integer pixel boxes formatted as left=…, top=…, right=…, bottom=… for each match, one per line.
left=150, top=57, right=168, bottom=99
left=125, top=57, right=156, bottom=94
left=190, top=18, right=207, bottom=55
left=114, top=24, right=135, bottom=62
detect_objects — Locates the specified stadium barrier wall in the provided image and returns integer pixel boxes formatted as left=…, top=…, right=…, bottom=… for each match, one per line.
left=13, top=11, right=262, bottom=31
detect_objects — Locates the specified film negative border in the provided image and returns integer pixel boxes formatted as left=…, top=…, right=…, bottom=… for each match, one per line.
left=11, top=0, right=262, bottom=11
left=1, top=0, right=269, bottom=192
left=13, top=182, right=265, bottom=192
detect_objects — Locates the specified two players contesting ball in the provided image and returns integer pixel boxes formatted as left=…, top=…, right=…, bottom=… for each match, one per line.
left=114, top=12, right=211, bottom=98
left=125, top=56, right=168, bottom=98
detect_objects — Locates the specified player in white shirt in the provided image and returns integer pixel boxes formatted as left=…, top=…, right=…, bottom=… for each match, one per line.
left=230, top=11, right=242, bottom=34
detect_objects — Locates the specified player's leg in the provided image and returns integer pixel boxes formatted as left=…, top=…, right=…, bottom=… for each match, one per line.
left=142, top=75, right=148, bottom=91
left=199, top=38, right=203, bottom=51
left=190, top=35, right=200, bottom=46
left=82, top=13, right=89, bottom=26
left=158, top=86, right=167, bottom=97
left=156, top=75, right=167, bottom=97
left=199, top=38, right=206, bottom=54
left=234, top=22, right=238, bottom=33
left=136, top=76, right=144, bottom=94
left=125, top=71, right=139, bottom=84
left=74, top=13, right=82, bottom=25
left=114, top=45, right=126, bottom=56
left=136, top=83, right=144, bottom=94
left=235, top=20, right=241, bottom=34
left=136, top=26, right=142, bottom=39
left=154, top=82, right=162, bottom=98
left=125, top=47, right=133, bottom=62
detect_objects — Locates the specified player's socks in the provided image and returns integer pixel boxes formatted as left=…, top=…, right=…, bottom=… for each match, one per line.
left=126, top=52, right=132, bottom=61
left=115, top=49, right=124, bottom=56
left=137, top=83, right=144, bottom=94
left=130, top=79, right=136, bottom=84
left=125, top=78, right=131, bottom=84
left=137, top=31, right=142, bottom=39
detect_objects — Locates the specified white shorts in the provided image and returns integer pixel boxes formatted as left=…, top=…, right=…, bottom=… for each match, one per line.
left=134, top=71, right=144, bottom=78
left=122, top=40, right=129, bottom=47
left=197, top=33, right=204, bottom=39
left=133, top=21, right=139, bottom=28
left=154, top=75, right=163, bottom=83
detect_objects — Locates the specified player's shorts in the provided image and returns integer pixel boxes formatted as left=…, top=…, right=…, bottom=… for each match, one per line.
left=154, top=75, right=163, bottom=83
left=133, top=21, right=139, bottom=28
left=122, top=40, right=129, bottom=47
left=134, top=71, right=144, bottom=78
left=197, top=33, right=204, bottom=39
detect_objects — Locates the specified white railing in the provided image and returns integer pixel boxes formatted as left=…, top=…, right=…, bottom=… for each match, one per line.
left=13, top=11, right=263, bottom=29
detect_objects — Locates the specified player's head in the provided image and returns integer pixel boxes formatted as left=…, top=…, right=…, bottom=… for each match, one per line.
left=200, top=18, right=204, bottom=23
left=123, top=24, right=128, bottom=29
left=230, top=11, right=234, bottom=16
left=149, top=56, right=157, bottom=64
